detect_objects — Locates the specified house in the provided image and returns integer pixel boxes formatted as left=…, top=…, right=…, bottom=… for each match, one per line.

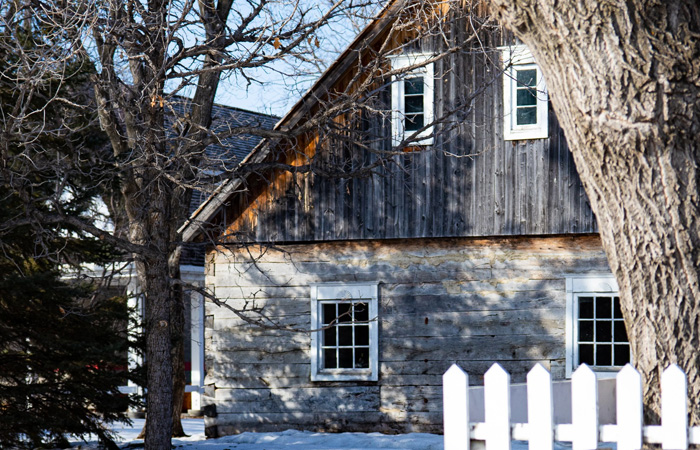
left=181, top=0, right=627, bottom=437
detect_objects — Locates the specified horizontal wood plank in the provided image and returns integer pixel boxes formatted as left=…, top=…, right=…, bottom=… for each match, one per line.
left=213, top=411, right=444, bottom=434
left=204, top=235, right=608, bottom=434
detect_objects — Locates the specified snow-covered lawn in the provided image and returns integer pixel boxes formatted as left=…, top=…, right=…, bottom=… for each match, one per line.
left=69, top=418, right=582, bottom=450
left=69, top=419, right=446, bottom=449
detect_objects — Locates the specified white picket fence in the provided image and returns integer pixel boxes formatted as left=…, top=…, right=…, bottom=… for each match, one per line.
left=443, top=363, right=699, bottom=450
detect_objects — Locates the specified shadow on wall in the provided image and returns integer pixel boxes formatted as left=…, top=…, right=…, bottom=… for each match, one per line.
left=201, top=234, right=610, bottom=437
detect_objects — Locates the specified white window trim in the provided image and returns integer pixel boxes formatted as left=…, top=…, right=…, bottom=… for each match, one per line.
left=310, top=282, right=379, bottom=382
left=501, top=45, right=548, bottom=141
left=565, top=275, right=621, bottom=378
left=389, top=53, right=434, bottom=147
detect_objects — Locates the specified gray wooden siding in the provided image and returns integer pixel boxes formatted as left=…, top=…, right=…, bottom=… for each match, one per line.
left=203, top=235, right=610, bottom=435
left=226, top=31, right=596, bottom=244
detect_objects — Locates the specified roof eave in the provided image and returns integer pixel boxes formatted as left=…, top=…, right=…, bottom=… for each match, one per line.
left=181, top=0, right=403, bottom=242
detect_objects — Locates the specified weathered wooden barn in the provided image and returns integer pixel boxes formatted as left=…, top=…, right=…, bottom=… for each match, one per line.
left=182, top=0, right=627, bottom=437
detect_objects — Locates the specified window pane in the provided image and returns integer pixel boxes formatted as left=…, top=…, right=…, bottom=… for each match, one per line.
left=516, top=69, right=536, bottom=87
left=516, top=88, right=537, bottom=106
left=405, top=95, right=424, bottom=113
left=579, top=297, right=594, bottom=319
left=313, top=287, right=376, bottom=377
left=578, top=320, right=593, bottom=341
left=405, top=77, right=424, bottom=95
left=614, top=344, right=630, bottom=366
left=516, top=106, right=537, bottom=125
left=354, top=302, right=369, bottom=322
left=596, top=297, right=612, bottom=319
left=337, top=303, right=352, bottom=323
left=405, top=113, right=424, bottom=131
left=596, top=344, right=612, bottom=366
left=323, top=327, right=336, bottom=346
left=322, top=303, right=336, bottom=325
left=355, top=325, right=369, bottom=346
left=614, top=321, right=629, bottom=342
left=324, top=348, right=337, bottom=369
left=355, top=348, right=370, bottom=368
left=613, top=297, right=623, bottom=318
left=338, top=349, right=353, bottom=368
left=338, top=326, right=353, bottom=346
left=579, top=344, right=594, bottom=365
left=596, top=321, right=612, bottom=342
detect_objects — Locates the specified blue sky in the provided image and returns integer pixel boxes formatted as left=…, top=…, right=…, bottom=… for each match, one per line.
left=213, top=66, right=316, bottom=117
left=208, top=5, right=379, bottom=117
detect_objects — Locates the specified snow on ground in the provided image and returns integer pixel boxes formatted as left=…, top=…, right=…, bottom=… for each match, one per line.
left=69, top=418, right=583, bottom=450
left=70, top=419, right=446, bottom=450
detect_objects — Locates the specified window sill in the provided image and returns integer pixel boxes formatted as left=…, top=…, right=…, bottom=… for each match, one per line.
left=504, top=128, right=548, bottom=141
left=311, top=370, right=377, bottom=382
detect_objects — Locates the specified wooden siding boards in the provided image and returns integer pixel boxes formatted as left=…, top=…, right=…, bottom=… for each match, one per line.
left=203, top=236, right=610, bottom=434
left=222, top=47, right=596, bottom=245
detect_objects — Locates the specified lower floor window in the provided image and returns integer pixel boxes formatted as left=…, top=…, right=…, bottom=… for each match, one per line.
left=575, top=294, right=630, bottom=367
left=321, top=301, right=371, bottom=369
left=311, top=283, right=378, bottom=381
left=566, top=276, right=630, bottom=376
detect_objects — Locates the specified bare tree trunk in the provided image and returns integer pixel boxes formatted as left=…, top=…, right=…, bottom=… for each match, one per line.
left=492, top=0, right=700, bottom=423
left=139, top=254, right=174, bottom=449
left=136, top=253, right=188, bottom=440
left=123, top=98, right=178, bottom=448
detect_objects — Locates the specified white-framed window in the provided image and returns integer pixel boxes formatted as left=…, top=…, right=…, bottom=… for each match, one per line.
left=310, top=282, right=379, bottom=381
left=501, top=45, right=548, bottom=140
left=565, top=276, right=630, bottom=377
left=389, top=53, right=434, bottom=147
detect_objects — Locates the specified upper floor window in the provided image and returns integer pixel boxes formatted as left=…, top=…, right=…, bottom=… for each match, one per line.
left=566, top=276, right=630, bottom=377
left=389, top=54, right=434, bottom=147
left=501, top=45, right=548, bottom=140
left=310, top=282, right=379, bottom=381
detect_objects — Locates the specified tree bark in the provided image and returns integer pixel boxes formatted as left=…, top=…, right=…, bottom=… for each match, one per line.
left=491, top=0, right=700, bottom=423
left=138, top=254, right=174, bottom=449
left=136, top=251, right=188, bottom=440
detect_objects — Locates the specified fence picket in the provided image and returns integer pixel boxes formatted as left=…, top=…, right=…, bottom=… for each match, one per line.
left=527, top=364, right=553, bottom=450
left=616, top=364, right=643, bottom=450
left=662, top=364, right=687, bottom=450
left=443, top=364, right=470, bottom=450
left=572, top=364, right=598, bottom=450
left=485, top=363, right=511, bottom=450
left=441, top=362, right=695, bottom=450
